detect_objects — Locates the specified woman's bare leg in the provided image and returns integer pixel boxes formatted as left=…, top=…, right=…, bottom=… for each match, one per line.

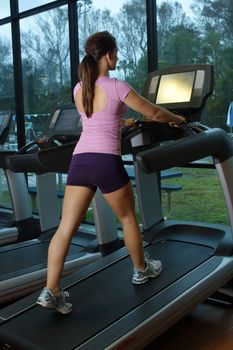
left=46, top=185, right=95, bottom=293
left=103, top=182, right=145, bottom=270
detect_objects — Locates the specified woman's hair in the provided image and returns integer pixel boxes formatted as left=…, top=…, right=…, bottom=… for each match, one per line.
left=79, top=31, right=117, bottom=117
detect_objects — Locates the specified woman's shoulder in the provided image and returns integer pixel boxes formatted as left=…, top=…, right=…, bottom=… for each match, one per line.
left=114, top=78, right=132, bottom=89
left=97, top=77, right=132, bottom=102
left=97, top=76, right=128, bottom=85
left=100, top=76, right=132, bottom=90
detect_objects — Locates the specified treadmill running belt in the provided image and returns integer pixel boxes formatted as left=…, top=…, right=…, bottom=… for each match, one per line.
left=0, top=242, right=83, bottom=281
left=0, top=241, right=214, bottom=350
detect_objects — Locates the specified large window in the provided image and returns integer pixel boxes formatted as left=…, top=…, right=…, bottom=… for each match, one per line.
left=157, top=0, right=231, bottom=226
left=0, top=0, right=10, bottom=19
left=0, top=23, right=15, bottom=209
left=0, top=24, right=14, bottom=115
left=78, top=0, right=148, bottom=94
left=20, top=5, right=71, bottom=140
left=0, top=23, right=15, bottom=149
left=18, top=0, right=57, bottom=12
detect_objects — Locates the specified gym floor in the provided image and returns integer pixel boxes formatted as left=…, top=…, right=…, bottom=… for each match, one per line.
left=145, top=302, right=233, bottom=350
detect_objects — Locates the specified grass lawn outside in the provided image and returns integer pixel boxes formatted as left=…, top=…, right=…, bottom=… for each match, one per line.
left=0, top=167, right=229, bottom=230
left=161, top=167, right=229, bottom=226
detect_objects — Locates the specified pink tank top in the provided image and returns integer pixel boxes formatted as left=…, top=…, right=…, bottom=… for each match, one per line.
left=73, top=76, right=132, bottom=155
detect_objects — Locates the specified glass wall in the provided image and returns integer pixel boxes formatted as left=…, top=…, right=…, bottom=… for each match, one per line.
left=0, top=22, right=15, bottom=151
left=0, top=24, right=14, bottom=115
left=78, top=0, right=148, bottom=94
left=20, top=5, right=71, bottom=141
left=157, top=0, right=231, bottom=225
left=18, top=0, right=57, bottom=12
left=0, top=0, right=10, bottom=19
left=0, top=23, right=15, bottom=208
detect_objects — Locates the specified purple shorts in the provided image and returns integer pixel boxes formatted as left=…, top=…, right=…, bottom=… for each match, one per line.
left=66, top=153, right=130, bottom=194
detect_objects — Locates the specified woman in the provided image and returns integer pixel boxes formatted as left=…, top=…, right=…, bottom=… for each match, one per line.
left=37, top=31, right=185, bottom=314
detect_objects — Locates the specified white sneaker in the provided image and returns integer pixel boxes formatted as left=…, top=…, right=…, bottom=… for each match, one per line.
left=36, top=288, right=72, bottom=315
left=132, top=253, right=162, bottom=285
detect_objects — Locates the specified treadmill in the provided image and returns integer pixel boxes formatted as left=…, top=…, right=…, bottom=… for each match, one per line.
left=0, top=112, right=36, bottom=246
left=0, top=64, right=233, bottom=350
left=0, top=104, right=121, bottom=304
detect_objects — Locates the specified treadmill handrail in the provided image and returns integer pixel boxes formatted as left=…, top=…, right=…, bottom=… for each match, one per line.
left=136, top=128, right=233, bottom=173
left=5, top=141, right=76, bottom=174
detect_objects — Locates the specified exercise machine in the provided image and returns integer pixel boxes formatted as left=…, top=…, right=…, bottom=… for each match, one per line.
left=0, top=64, right=232, bottom=350
left=0, top=111, right=36, bottom=246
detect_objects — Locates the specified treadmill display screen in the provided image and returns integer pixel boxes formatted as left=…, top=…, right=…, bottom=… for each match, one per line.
left=55, top=109, right=80, bottom=132
left=49, top=107, right=81, bottom=135
left=156, top=71, right=196, bottom=104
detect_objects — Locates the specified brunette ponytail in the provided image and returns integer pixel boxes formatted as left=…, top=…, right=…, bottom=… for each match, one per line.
left=79, top=54, right=98, bottom=117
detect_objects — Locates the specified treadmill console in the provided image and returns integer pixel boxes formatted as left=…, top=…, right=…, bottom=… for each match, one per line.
left=122, top=64, right=214, bottom=152
left=35, top=104, right=82, bottom=149
left=142, top=64, right=214, bottom=122
left=17, top=105, right=81, bottom=154
left=48, top=104, right=82, bottom=136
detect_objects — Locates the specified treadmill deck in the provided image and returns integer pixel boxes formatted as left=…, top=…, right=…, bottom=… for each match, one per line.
left=0, top=240, right=225, bottom=350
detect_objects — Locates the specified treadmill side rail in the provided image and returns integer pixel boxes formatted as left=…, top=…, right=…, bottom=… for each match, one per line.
left=136, top=128, right=233, bottom=238
left=136, top=128, right=233, bottom=173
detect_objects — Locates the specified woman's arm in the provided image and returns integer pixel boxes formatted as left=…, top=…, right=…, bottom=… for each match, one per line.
left=124, top=89, right=186, bottom=123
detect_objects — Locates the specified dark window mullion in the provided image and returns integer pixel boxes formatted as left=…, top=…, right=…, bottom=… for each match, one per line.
left=146, top=0, right=158, bottom=73
left=10, top=0, right=26, bottom=149
left=68, top=0, right=79, bottom=100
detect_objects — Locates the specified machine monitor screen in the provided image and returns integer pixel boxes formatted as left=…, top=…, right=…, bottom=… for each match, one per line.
left=155, top=71, right=195, bottom=104
left=49, top=106, right=81, bottom=135
left=143, top=64, right=214, bottom=121
left=54, top=108, right=80, bottom=132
